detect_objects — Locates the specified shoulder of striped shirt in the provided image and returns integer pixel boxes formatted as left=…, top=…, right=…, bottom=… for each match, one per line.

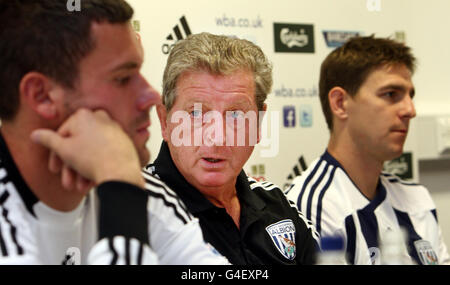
left=247, top=176, right=320, bottom=241
left=292, top=159, right=425, bottom=198
left=247, top=176, right=281, bottom=192
left=140, top=169, right=194, bottom=224
left=288, top=199, right=321, bottom=242
left=0, top=184, right=27, bottom=259
left=288, top=157, right=332, bottom=189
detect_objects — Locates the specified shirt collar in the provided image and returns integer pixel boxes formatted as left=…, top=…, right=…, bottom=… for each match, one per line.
left=322, top=149, right=386, bottom=207
left=151, top=141, right=265, bottom=213
left=152, top=141, right=214, bottom=214
left=235, top=172, right=266, bottom=211
left=0, top=131, right=38, bottom=216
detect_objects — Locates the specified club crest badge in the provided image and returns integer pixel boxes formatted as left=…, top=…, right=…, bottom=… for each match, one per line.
left=265, top=219, right=296, bottom=260
left=414, top=240, right=438, bottom=265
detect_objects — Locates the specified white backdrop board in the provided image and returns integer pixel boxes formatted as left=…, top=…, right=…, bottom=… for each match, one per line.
left=125, top=0, right=450, bottom=247
left=127, top=0, right=423, bottom=184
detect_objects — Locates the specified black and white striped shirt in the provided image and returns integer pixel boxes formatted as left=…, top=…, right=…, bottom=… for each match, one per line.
left=286, top=150, right=450, bottom=265
left=0, top=134, right=228, bottom=265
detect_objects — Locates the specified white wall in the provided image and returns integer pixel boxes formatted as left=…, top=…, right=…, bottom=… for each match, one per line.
left=419, top=159, right=450, bottom=249
left=129, top=0, right=417, bottom=182
left=126, top=0, right=450, bottom=250
left=408, top=0, right=450, bottom=250
left=409, top=0, right=450, bottom=114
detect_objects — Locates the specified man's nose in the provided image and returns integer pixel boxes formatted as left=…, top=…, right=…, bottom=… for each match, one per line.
left=203, top=112, right=227, bottom=147
left=400, top=95, right=416, bottom=119
left=137, top=77, right=161, bottom=111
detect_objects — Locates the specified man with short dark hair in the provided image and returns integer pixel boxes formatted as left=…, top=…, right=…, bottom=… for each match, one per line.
left=0, top=0, right=228, bottom=265
left=286, top=36, right=450, bottom=265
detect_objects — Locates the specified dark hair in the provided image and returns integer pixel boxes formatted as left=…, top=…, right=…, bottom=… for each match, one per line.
left=319, top=35, right=416, bottom=131
left=0, top=0, right=133, bottom=120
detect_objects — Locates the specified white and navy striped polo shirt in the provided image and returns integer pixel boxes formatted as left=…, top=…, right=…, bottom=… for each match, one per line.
left=286, top=150, right=450, bottom=265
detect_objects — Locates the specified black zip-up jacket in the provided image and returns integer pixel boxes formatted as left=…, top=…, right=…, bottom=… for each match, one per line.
left=146, top=141, right=319, bottom=265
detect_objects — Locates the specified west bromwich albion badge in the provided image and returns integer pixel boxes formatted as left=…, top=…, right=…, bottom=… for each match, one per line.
left=265, top=219, right=296, bottom=260
left=414, top=240, right=438, bottom=265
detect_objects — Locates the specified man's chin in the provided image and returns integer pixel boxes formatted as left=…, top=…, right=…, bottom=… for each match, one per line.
left=385, top=147, right=404, bottom=161
left=138, top=149, right=151, bottom=167
left=197, top=173, right=231, bottom=189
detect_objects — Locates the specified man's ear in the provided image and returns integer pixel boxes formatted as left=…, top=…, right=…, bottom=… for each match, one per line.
left=19, top=72, right=62, bottom=120
left=328, top=87, right=349, bottom=121
left=256, top=103, right=267, bottom=144
left=261, top=103, right=267, bottom=113
left=156, top=104, right=169, bottom=141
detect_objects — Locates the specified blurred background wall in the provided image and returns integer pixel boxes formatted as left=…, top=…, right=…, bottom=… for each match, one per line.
left=126, top=0, right=450, bottom=250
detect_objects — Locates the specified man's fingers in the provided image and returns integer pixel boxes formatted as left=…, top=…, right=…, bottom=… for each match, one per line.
left=31, top=129, right=64, bottom=153
left=61, top=165, right=76, bottom=191
left=92, top=109, right=111, bottom=121
left=49, top=151, right=63, bottom=174
left=76, top=175, right=94, bottom=194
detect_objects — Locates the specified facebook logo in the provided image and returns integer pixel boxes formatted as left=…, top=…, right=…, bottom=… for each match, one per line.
left=299, top=105, right=313, bottom=127
left=283, top=106, right=296, bottom=127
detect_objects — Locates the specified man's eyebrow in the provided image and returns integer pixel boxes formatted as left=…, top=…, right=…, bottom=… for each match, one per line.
left=378, top=84, right=415, bottom=97
left=183, top=99, right=210, bottom=108
left=229, top=98, right=252, bottom=107
left=110, top=61, right=140, bottom=73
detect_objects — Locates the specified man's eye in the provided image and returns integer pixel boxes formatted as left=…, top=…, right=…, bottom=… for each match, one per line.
left=190, top=109, right=202, bottom=118
left=227, top=110, right=244, bottom=119
left=116, top=76, right=131, bottom=86
left=381, top=91, right=396, bottom=98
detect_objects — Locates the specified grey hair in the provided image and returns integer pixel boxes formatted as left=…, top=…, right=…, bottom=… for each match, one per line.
left=162, top=32, right=273, bottom=111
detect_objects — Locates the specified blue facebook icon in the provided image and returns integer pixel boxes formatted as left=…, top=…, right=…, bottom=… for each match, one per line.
left=283, top=106, right=296, bottom=127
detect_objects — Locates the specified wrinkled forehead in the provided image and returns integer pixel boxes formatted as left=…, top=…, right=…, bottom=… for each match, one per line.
left=174, top=69, right=256, bottom=102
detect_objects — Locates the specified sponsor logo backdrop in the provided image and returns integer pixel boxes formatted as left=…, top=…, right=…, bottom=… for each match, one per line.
left=128, top=0, right=420, bottom=188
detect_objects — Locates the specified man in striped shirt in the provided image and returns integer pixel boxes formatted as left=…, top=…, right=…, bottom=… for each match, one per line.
left=286, top=36, right=450, bottom=265
left=0, top=0, right=228, bottom=265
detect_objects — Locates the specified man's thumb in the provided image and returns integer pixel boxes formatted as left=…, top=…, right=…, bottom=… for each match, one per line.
left=30, top=129, right=63, bottom=151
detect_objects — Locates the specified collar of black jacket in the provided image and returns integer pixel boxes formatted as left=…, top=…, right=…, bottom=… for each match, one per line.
left=151, top=141, right=266, bottom=215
